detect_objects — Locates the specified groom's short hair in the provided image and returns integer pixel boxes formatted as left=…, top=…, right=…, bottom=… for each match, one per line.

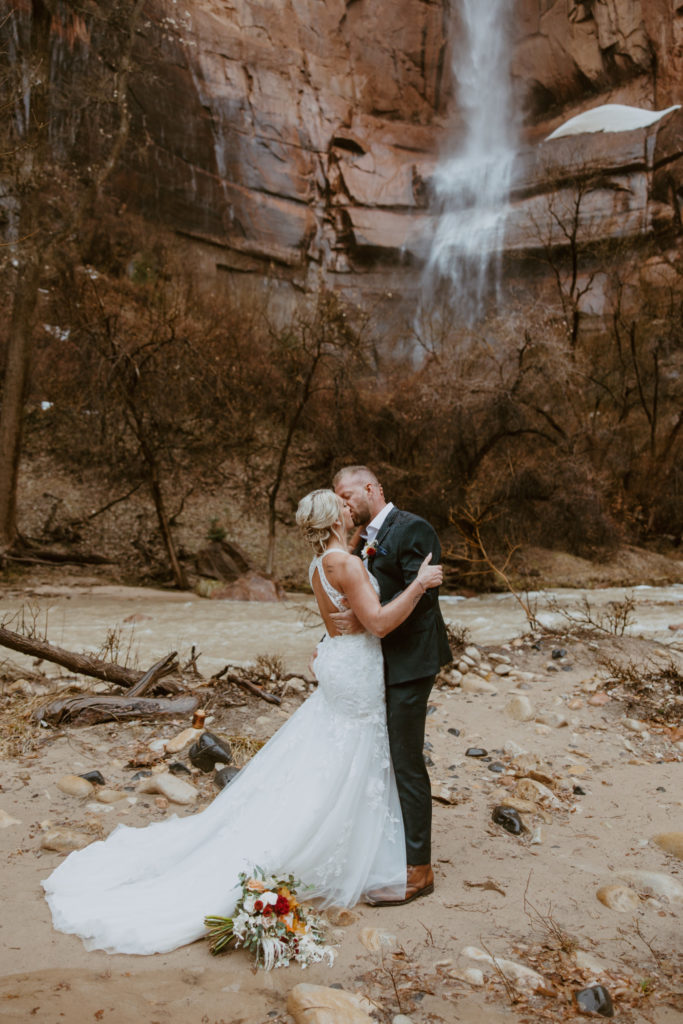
left=333, top=465, right=380, bottom=488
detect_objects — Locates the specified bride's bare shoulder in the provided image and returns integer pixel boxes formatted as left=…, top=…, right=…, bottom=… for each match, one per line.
left=324, top=550, right=365, bottom=584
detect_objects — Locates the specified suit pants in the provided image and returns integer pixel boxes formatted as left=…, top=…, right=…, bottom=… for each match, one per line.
left=385, top=675, right=434, bottom=865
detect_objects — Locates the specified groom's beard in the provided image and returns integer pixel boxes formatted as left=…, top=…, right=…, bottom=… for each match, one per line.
left=350, top=504, right=371, bottom=528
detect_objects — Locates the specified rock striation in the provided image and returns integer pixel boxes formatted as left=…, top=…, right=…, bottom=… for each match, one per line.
left=35, top=1, right=683, bottom=305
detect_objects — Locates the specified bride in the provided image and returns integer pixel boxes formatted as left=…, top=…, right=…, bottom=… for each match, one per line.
left=42, top=489, right=443, bottom=955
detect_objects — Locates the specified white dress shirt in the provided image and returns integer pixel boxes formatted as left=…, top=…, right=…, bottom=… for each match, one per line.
left=362, top=502, right=395, bottom=549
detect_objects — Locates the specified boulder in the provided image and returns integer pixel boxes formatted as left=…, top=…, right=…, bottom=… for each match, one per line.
left=203, top=570, right=285, bottom=602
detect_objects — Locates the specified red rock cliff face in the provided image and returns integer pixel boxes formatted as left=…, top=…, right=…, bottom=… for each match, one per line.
left=117, top=0, right=682, bottom=305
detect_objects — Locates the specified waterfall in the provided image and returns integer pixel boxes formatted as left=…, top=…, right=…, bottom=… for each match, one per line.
left=423, top=0, right=516, bottom=324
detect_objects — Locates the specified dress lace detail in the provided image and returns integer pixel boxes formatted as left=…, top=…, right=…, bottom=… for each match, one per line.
left=42, top=556, right=405, bottom=955
left=308, top=550, right=347, bottom=610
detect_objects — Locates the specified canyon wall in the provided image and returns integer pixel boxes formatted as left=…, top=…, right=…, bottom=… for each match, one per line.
left=108, top=1, right=683, bottom=314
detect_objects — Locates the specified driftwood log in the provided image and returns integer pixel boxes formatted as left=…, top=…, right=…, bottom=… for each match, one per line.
left=210, top=666, right=281, bottom=706
left=0, top=625, right=154, bottom=689
left=36, top=694, right=199, bottom=726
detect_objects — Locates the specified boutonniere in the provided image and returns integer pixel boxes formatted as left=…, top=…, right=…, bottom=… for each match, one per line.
left=361, top=540, right=386, bottom=560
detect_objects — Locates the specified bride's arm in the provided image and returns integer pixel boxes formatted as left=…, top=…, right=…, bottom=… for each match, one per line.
left=335, top=554, right=442, bottom=639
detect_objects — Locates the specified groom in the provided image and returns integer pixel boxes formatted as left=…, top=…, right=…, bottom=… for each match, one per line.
left=333, top=465, right=452, bottom=905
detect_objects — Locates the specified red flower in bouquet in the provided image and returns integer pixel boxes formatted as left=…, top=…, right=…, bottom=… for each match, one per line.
left=275, top=894, right=290, bottom=915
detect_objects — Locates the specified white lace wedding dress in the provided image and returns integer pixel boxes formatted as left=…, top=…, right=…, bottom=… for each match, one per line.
left=42, top=553, right=406, bottom=954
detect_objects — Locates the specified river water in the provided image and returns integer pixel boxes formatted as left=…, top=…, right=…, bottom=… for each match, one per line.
left=1, top=583, right=680, bottom=679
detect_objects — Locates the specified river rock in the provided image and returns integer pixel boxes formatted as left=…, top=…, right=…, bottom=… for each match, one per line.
left=359, top=927, right=397, bottom=952
left=505, top=695, right=534, bottom=721
left=623, top=718, right=648, bottom=733
left=535, top=711, right=569, bottom=728
left=494, top=663, right=512, bottom=676
left=57, top=774, right=95, bottom=798
left=79, top=770, right=105, bottom=786
left=206, top=571, right=284, bottom=602
left=653, top=832, right=683, bottom=860
left=596, top=884, right=641, bottom=913
left=137, top=772, right=198, bottom=805
left=588, top=692, right=610, bottom=706
left=214, top=765, right=240, bottom=789
left=287, top=984, right=375, bottom=1024
left=514, top=778, right=562, bottom=809
left=573, top=984, right=614, bottom=1018
left=41, top=828, right=93, bottom=853
left=461, top=946, right=549, bottom=992
left=492, top=806, right=526, bottom=835
left=189, top=731, right=233, bottom=772
left=464, top=646, right=481, bottom=663
left=461, top=675, right=498, bottom=695
left=0, top=809, right=21, bottom=828
left=502, top=739, right=528, bottom=757
left=95, top=788, right=128, bottom=804
left=463, top=967, right=485, bottom=986
left=165, top=726, right=203, bottom=754
left=499, top=796, right=539, bottom=815
left=617, top=869, right=683, bottom=905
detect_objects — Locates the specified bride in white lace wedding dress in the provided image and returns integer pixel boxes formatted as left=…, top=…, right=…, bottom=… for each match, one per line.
left=42, top=489, right=442, bottom=954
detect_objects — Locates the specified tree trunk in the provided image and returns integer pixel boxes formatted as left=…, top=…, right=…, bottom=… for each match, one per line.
left=0, top=257, right=41, bottom=552
left=134, top=422, right=190, bottom=590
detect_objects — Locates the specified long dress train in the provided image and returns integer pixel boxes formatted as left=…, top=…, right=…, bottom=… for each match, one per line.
left=42, top=554, right=406, bottom=954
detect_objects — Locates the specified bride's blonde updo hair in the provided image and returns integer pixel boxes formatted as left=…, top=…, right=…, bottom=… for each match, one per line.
left=296, top=489, right=345, bottom=555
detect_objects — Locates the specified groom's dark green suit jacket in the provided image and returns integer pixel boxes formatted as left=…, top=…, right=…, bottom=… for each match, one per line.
left=356, top=507, right=452, bottom=685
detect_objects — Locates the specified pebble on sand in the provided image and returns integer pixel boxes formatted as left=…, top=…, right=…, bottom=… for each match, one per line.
left=617, top=869, right=683, bottom=905
left=40, top=828, right=93, bottom=853
left=652, top=832, right=683, bottom=861
left=359, top=927, right=397, bottom=952
left=596, top=884, right=641, bottom=913
left=462, top=946, right=550, bottom=992
left=95, top=788, right=128, bottom=804
left=57, top=775, right=95, bottom=798
left=287, top=984, right=375, bottom=1024
left=136, top=772, right=199, bottom=805
left=535, top=711, right=569, bottom=728
left=164, top=726, right=203, bottom=754
left=505, top=695, right=534, bottom=722
left=461, top=675, right=498, bottom=695
left=514, top=777, right=562, bottom=809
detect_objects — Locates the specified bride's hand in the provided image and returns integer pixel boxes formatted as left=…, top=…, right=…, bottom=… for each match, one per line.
left=416, top=552, right=443, bottom=591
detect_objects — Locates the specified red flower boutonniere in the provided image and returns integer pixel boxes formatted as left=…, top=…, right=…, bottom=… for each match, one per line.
left=361, top=541, right=387, bottom=560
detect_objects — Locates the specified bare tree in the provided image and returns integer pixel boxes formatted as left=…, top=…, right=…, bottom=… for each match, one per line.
left=0, top=0, right=145, bottom=558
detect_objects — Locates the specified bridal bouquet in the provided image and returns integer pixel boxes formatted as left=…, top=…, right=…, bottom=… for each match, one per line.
left=204, top=868, right=335, bottom=970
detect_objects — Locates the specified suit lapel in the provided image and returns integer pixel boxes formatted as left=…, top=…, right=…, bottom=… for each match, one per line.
left=374, top=507, right=399, bottom=550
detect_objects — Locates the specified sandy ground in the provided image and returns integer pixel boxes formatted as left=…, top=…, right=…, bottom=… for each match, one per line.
left=0, top=585, right=682, bottom=1024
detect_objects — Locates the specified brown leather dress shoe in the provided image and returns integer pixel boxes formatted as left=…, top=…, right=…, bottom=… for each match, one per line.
left=365, top=864, right=434, bottom=907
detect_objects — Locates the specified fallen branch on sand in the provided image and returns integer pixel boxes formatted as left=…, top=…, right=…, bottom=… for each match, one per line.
left=210, top=666, right=282, bottom=706
left=35, top=693, right=198, bottom=726
left=0, top=624, right=153, bottom=689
